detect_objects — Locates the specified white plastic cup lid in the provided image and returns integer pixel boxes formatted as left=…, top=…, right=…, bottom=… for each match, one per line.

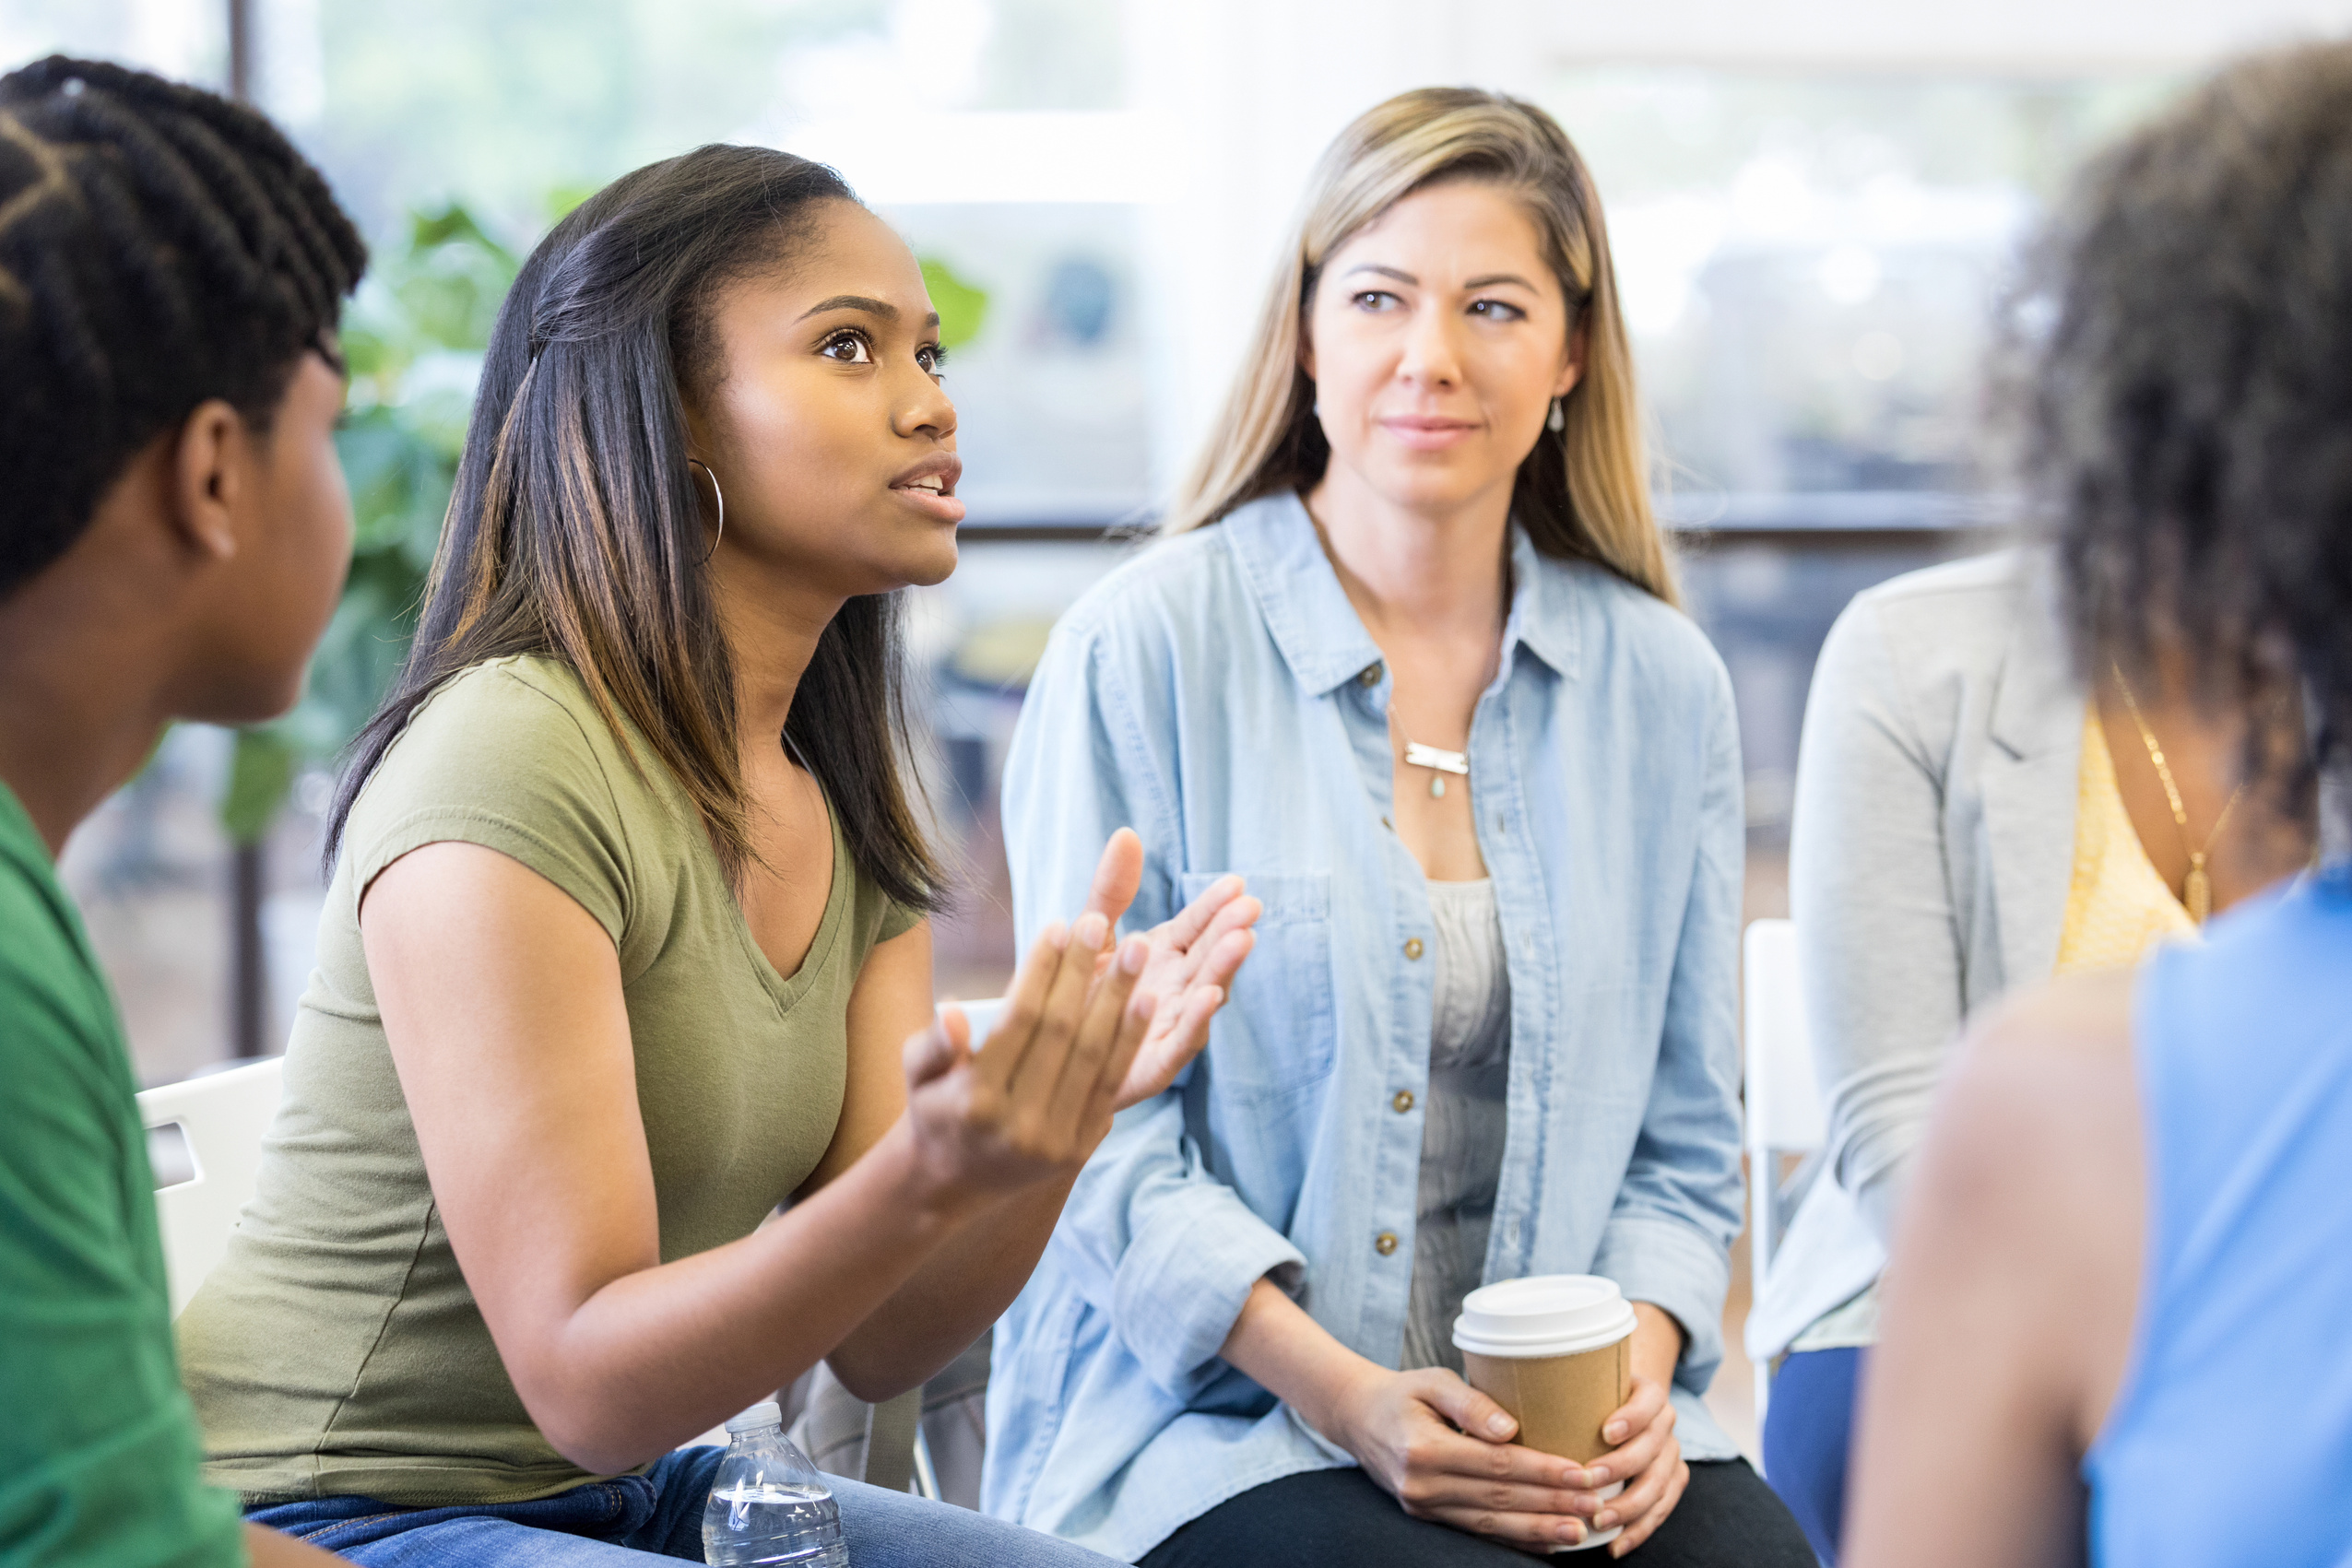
left=1451, top=1275, right=1637, bottom=1359
left=724, top=1400, right=783, bottom=1433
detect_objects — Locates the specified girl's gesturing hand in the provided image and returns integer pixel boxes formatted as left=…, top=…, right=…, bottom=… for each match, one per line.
left=894, top=828, right=1257, bottom=1205
left=1071, top=828, right=1260, bottom=1110
left=900, top=908, right=1155, bottom=1204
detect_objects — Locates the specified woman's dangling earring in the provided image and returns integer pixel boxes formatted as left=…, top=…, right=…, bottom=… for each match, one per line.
left=687, top=457, right=725, bottom=562
left=1546, top=396, right=1565, bottom=433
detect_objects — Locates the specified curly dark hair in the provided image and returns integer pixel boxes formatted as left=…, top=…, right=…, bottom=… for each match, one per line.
left=2008, top=42, right=2352, bottom=829
left=0, top=55, right=365, bottom=598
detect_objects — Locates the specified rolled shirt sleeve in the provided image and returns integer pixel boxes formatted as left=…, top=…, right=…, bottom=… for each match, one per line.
left=1597, top=655, right=1745, bottom=1396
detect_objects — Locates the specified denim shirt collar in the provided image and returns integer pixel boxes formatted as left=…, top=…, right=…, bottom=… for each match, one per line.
left=1220, top=491, right=1582, bottom=695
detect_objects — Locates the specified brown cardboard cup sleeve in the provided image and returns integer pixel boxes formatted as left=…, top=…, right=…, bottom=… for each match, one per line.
left=1453, top=1275, right=1640, bottom=1551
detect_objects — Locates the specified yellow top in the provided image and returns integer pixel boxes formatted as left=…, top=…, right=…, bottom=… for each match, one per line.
left=2054, top=705, right=2197, bottom=973
left=1790, top=704, right=2195, bottom=1355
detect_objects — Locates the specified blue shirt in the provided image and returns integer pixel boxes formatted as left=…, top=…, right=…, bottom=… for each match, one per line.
left=2086, top=870, right=2352, bottom=1566
left=981, top=494, right=1748, bottom=1561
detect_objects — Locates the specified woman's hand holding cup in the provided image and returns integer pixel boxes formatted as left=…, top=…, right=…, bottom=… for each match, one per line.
left=1326, top=1364, right=1600, bottom=1550
left=1580, top=1373, right=1686, bottom=1557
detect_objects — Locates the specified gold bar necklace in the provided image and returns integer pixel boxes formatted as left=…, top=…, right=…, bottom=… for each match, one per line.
left=2110, top=662, right=2248, bottom=925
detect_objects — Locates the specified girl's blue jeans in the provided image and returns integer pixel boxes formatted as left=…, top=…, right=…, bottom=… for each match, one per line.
left=249, top=1445, right=1116, bottom=1566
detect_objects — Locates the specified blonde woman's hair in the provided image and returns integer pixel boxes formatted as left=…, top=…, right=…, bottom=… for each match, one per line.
left=1166, top=87, right=1676, bottom=606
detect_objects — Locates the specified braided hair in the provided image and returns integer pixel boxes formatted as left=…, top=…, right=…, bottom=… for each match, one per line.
left=0, top=55, right=365, bottom=598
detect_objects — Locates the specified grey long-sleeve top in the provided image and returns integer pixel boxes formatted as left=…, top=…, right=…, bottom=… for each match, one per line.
left=1747, top=550, right=2085, bottom=1361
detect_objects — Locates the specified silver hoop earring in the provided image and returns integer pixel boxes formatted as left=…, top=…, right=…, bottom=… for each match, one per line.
left=1546, top=396, right=1565, bottom=433
left=687, top=457, right=725, bottom=561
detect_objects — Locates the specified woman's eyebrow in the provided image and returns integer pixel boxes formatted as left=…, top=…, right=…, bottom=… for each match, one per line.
left=795, top=294, right=942, bottom=331
left=1341, top=265, right=1537, bottom=292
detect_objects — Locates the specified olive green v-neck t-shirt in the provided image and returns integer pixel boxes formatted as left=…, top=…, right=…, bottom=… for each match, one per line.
left=179, top=656, right=917, bottom=1505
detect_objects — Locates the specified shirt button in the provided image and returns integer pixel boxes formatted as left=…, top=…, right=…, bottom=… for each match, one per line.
left=1403, top=937, right=1424, bottom=961
left=1391, top=1089, right=1415, bottom=1114
left=1359, top=663, right=1383, bottom=687
left=1375, top=1231, right=1399, bottom=1256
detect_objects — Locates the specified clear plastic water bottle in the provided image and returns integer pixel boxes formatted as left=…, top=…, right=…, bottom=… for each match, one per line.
left=702, top=1401, right=849, bottom=1566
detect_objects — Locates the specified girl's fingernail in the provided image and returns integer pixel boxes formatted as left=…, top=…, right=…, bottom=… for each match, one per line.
left=1486, top=1413, right=1512, bottom=1437
left=1605, top=1421, right=1625, bottom=1442
left=1588, top=1466, right=1611, bottom=1485
left=1075, top=913, right=1108, bottom=947
left=1561, top=1521, right=1584, bottom=1544
left=1595, top=1509, right=1616, bottom=1528
left=1046, top=921, right=1070, bottom=949
left=1121, top=937, right=1149, bottom=973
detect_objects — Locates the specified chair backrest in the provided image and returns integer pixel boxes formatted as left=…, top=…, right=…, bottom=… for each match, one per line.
left=1743, top=919, right=1825, bottom=1161
left=1742, top=918, right=1826, bottom=1425
left=136, top=1055, right=285, bottom=1318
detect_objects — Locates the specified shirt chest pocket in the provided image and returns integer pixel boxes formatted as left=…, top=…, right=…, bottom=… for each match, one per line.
left=1180, top=870, right=1337, bottom=1100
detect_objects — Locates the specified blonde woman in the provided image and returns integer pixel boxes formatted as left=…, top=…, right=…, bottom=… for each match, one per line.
left=983, top=89, right=1812, bottom=1566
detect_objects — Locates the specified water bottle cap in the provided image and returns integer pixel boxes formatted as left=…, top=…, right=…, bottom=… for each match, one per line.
left=723, top=1400, right=782, bottom=1434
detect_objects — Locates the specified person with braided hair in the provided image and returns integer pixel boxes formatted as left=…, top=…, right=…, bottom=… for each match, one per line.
left=0, top=55, right=363, bottom=1568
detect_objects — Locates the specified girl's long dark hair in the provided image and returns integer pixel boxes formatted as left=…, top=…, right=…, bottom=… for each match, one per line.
left=328, top=145, right=941, bottom=910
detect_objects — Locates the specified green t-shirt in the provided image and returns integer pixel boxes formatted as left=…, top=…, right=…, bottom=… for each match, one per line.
left=179, top=655, right=918, bottom=1505
left=0, top=782, right=246, bottom=1565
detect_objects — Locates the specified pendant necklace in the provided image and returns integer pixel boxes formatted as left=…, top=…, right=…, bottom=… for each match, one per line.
left=2110, top=661, right=2248, bottom=925
left=1394, top=720, right=1470, bottom=798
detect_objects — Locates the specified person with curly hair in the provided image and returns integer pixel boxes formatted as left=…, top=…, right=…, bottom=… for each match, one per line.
left=1846, top=41, right=2352, bottom=1568
left=0, top=55, right=363, bottom=1568
left=1750, top=165, right=2321, bottom=1568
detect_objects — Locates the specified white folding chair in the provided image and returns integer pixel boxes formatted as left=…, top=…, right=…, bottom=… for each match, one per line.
left=136, top=1055, right=285, bottom=1318
left=1742, top=919, right=1826, bottom=1426
left=941, top=995, right=1006, bottom=1041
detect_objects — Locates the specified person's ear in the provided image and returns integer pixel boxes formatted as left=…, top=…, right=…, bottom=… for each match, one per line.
left=169, top=398, right=250, bottom=564
left=1553, top=320, right=1587, bottom=401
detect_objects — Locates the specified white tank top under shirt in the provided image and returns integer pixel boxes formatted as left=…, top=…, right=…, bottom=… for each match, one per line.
left=1400, top=876, right=1513, bottom=1373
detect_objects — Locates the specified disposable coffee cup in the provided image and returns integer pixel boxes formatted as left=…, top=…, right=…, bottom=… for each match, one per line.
left=1453, top=1275, right=1637, bottom=1552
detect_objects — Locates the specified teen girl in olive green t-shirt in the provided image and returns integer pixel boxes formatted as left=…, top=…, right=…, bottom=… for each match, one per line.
left=177, top=146, right=1259, bottom=1565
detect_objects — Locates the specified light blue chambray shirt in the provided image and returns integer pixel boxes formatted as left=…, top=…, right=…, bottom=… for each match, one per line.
left=980, top=493, right=1746, bottom=1562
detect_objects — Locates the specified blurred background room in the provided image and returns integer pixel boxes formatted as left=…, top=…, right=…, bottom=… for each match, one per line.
left=10, top=0, right=2351, bottom=1456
